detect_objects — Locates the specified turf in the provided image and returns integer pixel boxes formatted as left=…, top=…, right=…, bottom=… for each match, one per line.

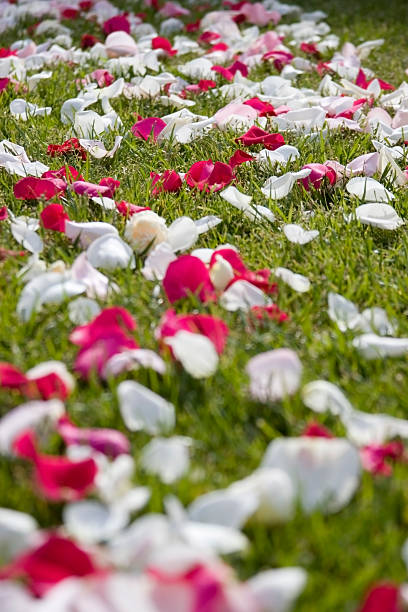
left=1, top=1, right=408, bottom=609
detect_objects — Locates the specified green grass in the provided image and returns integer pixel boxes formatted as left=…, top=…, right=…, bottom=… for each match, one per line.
left=1, top=0, right=408, bottom=609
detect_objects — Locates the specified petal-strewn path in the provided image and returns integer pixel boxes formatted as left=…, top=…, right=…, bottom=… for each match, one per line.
left=0, top=0, right=408, bottom=609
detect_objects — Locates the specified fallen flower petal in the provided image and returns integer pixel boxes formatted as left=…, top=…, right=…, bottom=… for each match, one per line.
left=124, top=210, right=168, bottom=254
left=141, top=437, right=192, bottom=483
left=346, top=177, right=394, bottom=202
left=165, top=330, right=219, bottom=378
left=228, top=149, right=254, bottom=169
left=0, top=534, right=102, bottom=596
left=117, top=381, right=175, bottom=434
left=103, top=348, right=166, bottom=378
left=358, top=582, right=401, bottom=612
left=273, top=267, right=311, bottom=293
left=151, top=170, right=183, bottom=195
left=299, top=163, right=337, bottom=191
left=185, top=160, right=234, bottom=192
left=250, top=304, right=289, bottom=323
left=103, top=15, right=131, bottom=35
left=220, top=280, right=267, bottom=312
left=157, top=309, right=229, bottom=354
left=246, top=349, right=302, bottom=403
left=353, top=334, right=408, bottom=359
left=348, top=203, right=404, bottom=230
left=87, top=234, right=136, bottom=270
left=0, top=399, right=64, bottom=455
left=131, top=117, right=167, bottom=142
left=163, top=255, right=216, bottom=303
left=236, top=127, right=285, bottom=150
left=360, top=442, right=404, bottom=476
left=152, top=36, right=177, bottom=56
left=283, top=224, right=319, bottom=245
left=13, top=430, right=98, bottom=502
left=261, top=436, right=361, bottom=513
left=40, top=204, right=70, bottom=232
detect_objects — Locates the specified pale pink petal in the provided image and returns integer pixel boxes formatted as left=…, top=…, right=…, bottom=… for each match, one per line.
left=246, top=349, right=302, bottom=402
left=103, top=349, right=166, bottom=378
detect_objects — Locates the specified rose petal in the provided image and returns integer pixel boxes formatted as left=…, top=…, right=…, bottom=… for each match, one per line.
left=246, top=349, right=302, bottom=402
left=165, top=330, right=219, bottom=379
left=274, top=267, right=311, bottom=292
left=353, top=334, right=408, bottom=359
left=283, top=224, right=319, bottom=245
left=141, top=437, right=192, bottom=483
left=87, top=235, right=136, bottom=270
left=350, top=203, right=404, bottom=230
left=261, top=437, right=361, bottom=512
left=220, top=280, right=267, bottom=312
left=346, top=177, right=394, bottom=202
left=117, top=381, right=175, bottom=434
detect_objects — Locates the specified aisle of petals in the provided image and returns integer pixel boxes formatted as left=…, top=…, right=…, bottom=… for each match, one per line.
left=1, top=0, right=408, bottom=609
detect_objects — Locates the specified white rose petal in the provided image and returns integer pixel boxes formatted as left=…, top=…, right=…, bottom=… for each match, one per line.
left=118, top=381, right=175, bottom=434
left=248, top=568, right=307, bottom=612
left=0, top=399, right=64, bottom=454
left=68, top=297, right=101, bottom=325
left=165, top=330, right=219, bottom=379
left=302, top=380, right=353, bottom=416
left=283, top=224, right=319, bottom=245
left=0, top=509, right=38, bottom=561
left=255, top=145, right=300, bottom=167
left=179, top=521, right=248, bottom=556
left=10, top=98, right=51, bottom=121
left=350, top=203, right=404, bottom=230
left=11, top=221, right=43, bottom=254
left=353, top=333, right=408, bottom=359
left=274, top=267, right=311, bottom=292
left=65, top=221, right=118, bottom=248
left=17, top=272, right=86, bottom=321
left=261, top=170, right=311, bottom=200
left=346, top=177, right=394, bottom=202
left=220, top=280, right=267, bottom=312
left=220, top=185, right=252, bottom=210
left=261, top=437, right=361, bottom=513
left=246, top=349, right=302, bottom=403
left=328, top=292, right=360, bottom=332
left=103, top=349, right=166, bottom=378
left=78, top=135, right=123, bottom=159
left=194, top=215, right=222, bottom=234
left=63, top=501, right=130, bottom=544
left=124, top=211, right=168, bottom=254
left=141, top=243, right=177, bottom=281
left=167, top=217, right=198, bottom=252
left=188, top=488, right=258, bottom=529
left=87, top=234, right=136, bottom=270
left=210, top=255, right=235, bottom=292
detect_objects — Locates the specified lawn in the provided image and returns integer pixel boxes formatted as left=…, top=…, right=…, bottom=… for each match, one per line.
left=1, top=0, right=408, bottom=610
